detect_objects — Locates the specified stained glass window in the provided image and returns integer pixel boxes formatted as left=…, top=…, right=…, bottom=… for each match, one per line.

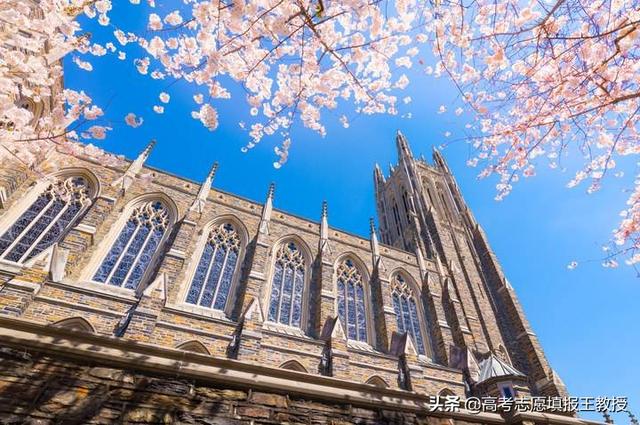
left=185, top=222, right=240, bottom=311
left=0, top=175, right=92, bottom=263
left=391, top=274, right=426, bottom=355
left=93, top=200, right=169, bottom=290
left=268, top=241, right=305, bottom=327
left=336, top=258, right=368, bottom=342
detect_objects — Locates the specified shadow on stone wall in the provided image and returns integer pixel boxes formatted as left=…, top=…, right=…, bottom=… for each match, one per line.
left=0, top=340, right=464, bottom=425
left=0, top=342, right=229, bottom=424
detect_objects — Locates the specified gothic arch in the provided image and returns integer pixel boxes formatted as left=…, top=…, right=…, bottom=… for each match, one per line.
left=279, top=359, right=308, bottom=373
left=264, top=235, right=312, bottom=331
left=0, top=168, right=99, bottom=264
left=269, top=234, right=313, bottom=265
left=386, top=267, right=420, bottom=288
left=438, top=388, right=455, bottom=397
left=176, top=340, right=211, bottom=355
left=388, top=269, right=433, bottom=358
left=334, top=252, right=371, bottom=279
left=333, top=253, right=375, bottom=345
left=365, top=375, right=389, bottom=388
left=207, top=214, right=249, bottom=244
left=52, top=317, right=96, bottom=333
left=179, top=215, right=249, bottom=317
left=84, top=192, right=178, bottom=291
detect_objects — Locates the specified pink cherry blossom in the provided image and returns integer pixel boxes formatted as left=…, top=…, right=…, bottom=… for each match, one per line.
left=87, top=125, right=110, bottom=140
left=7, top=0, right=636, bottom=267
left=430, top=0, right=640, bottom=266
left=73, top=57, right=93, bottom=71
left=196, top=104, right=218, bottom=131
left=125, top=113, right=144, bottom=128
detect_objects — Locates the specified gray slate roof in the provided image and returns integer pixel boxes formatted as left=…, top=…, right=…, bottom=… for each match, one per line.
left=477, top=354, right=525, bottom=383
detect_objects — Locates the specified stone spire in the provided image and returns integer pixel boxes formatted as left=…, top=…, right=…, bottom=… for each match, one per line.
left=258, top=183, right=275, bottom=235
left=396, top=130, right=414, bottom=161
left=370, top=218, right=381, bottom=268
left=432, top=146, right=451, bottom=174
left=190, top=161, right=218, bottom=213
left=373, top=163, right=385, bottom=191
left=319, top=200, right=329, bottom=254
left=112, top=140, right=155, bottom=192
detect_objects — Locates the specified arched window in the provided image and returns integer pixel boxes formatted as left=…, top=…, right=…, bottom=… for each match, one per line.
left=52, top=317, right=96, bottom=333
left=185, top=222, right=240, bottom=311
left=0, top=175, right=93, bottom=263
left=391, top=273, right=427, bottom=355
left=176, top=340, right=211, bottom=355
left=268, top=241, right=306, bottom=327
left=280, top=360, right=308, bottom=373
left=336, top=258, right=368, bottom=342
left=93, top=200, right=170, bottom=290
left=438, top=388, right=456, bottom=397
left=365, top=375, right=389, bottom=388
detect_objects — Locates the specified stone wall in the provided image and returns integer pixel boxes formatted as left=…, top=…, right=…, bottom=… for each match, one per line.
left=0, top=141, right=572, bottom=411
left=0, top=319, right=599, bottom=425
left=0, top=149, right=464, bottom=395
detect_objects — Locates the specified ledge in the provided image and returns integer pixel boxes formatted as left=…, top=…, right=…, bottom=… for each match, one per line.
left=51, top=280, right=137, bottom=304
left=0, top=316, right=601, bottom=425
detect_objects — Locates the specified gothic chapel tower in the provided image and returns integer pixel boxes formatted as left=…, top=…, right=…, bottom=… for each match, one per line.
left=374, top=131, right=569, bottom=397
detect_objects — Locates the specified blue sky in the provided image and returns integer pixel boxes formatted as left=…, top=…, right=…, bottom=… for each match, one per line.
left=66, top=4, right=639, bottom=421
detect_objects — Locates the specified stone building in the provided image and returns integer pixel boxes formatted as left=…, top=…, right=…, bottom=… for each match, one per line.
left=0, top=132, right=603, bottom=424
left=0, top=1, right=604, bottom=422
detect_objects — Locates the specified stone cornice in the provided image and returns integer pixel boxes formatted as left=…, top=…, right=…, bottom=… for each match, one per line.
left=0, top=316, right=602, bottom=425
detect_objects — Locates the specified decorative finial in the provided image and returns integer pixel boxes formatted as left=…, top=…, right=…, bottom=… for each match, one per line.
left=144, top=139, right=156, bottom=154
left=319, top=200, right=329, bottom=254
left=268, top=182, right=275, bottom=199
left=369, top=217, right=382, bottom=270
left=259, top=183, right=275, bottom=236
left=603, top=411, right=613, bottom=424
left=111, top=139, right=156, bottom=192
left=190, top=160, right=219, bottom=213
left=395, top=130, right=414, bottom=160
left=432, top=145, right=451, bottom=173
left=374, top=163, right=386, bottom=190
left=628, top=411, right=639, bottom=425
left=208, top=161, right=219, bottom=179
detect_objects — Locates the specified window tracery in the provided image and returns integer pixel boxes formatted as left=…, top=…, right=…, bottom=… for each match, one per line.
left=336, top=258, right=368, bottom=342
left=93, top=200, right=169, bottom=290
left=0, top=175, right=92, bottom=263
left=391, top=273, right=426, bottom=355
left=185, top=222, right=240, bottom=311
left=268, top=241, right=306, bottom=327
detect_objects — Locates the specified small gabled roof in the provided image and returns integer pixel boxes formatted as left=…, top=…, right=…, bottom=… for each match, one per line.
left=477, top=354, right=525, bottom=383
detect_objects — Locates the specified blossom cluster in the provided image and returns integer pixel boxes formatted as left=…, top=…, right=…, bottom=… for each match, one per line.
left=0, top=0, right=119, bottom=167
left=430, top=0, right=640, bottom=265
left=125, top=0, right=427, bottom=167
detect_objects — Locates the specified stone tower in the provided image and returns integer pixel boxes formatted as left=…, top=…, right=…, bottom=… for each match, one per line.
left=374, top=131, right=568, bottom=397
